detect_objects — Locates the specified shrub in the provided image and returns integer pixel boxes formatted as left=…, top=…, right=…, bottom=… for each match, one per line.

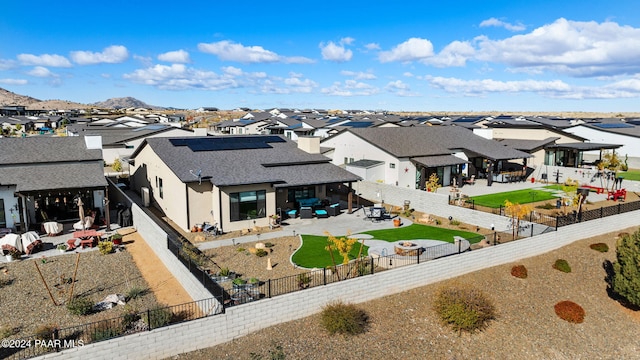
left=612, top=229, right=640, bottom=307
left=536, top=203, right=555, bottom=210
left=34, top=324, right=58, bottom=341
left=97, top=241, right=114, bottom=255
left=553, top=259, right=572, bottom=273
left=67, top=297, right=94, bottom=316
left=449, top=219, right=461, bottom=226
left=554, top=300, right=585, bottom=323
left=90, top=319, right=122, bottom=342
left=126, top=286, right=148, bottom=301
left=511, top=265, right=528, bottom=279
left=255, top=248, right=268, bottom=257
left=264, top=242, right=275, bottom=248
left=320, top=301, right=368, bottom=335
left=218, top=267, right=231, bottom=277
left=0, top=325, right=18, bottom=339
left=237, top=247, right=246, bottom=252
left=121, top=306, right=140, bottom=329
left=433, top=284, right=496, bottom=334
left=297, top=273, right=311, bottom=288
left=589, top=243, right=609, bottom=253
left=434, top=219, right=442, bottom=225
left=233, top=278, right=247, bottom=286
left=142, top=305, right=173, bottom=329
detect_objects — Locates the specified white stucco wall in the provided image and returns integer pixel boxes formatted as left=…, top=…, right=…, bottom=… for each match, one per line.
left=564, top=125, right=640, bottom=158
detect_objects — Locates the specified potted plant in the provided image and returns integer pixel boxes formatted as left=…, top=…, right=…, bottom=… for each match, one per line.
left=9, top=249, right=21, bottom=261
left=248, top=277, right=260, bottom=287
left=57, top=244, right=68, bottom=253
left=110, top=233, right=123, bottom=245
left=232, top=277, right=247, bottom=289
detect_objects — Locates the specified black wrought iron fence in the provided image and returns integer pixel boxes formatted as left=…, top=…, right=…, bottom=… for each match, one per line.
left=0, top=298, right=223, bottom=360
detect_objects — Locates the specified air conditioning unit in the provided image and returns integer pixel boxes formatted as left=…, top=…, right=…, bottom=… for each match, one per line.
left=141, top=187, right=150, bottom=207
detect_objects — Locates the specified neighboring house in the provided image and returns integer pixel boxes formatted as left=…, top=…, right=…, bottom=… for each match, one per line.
left=0, top=116, right=35, bottom=136
left=0, top=136, right=108, bottom=232
left=213, top=119, right=271, bottom=135
left=129, top=135, right=361, bottom=233
left=66, top=123, right=199, bottom=168
left=564, top=120, right=640, bottom=162
left=321, top=127, right=531, bottom=189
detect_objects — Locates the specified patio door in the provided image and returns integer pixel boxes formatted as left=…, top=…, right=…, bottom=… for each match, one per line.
left=0, top=199, right=5, bottom=227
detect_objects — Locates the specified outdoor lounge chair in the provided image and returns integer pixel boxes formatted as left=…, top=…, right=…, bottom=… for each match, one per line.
left=326, top=203, right=341, bottom=216
left=464, top=175, right=476, bottom=185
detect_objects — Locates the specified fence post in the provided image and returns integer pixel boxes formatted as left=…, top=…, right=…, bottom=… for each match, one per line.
left=531, top=223, right=534, bottom=238
left=370, top=256, right=374, bottom=275
left=147, top=309, right=152, bottom=331
left=618, top=203, right=621, bottom=214
left=53, top=328, right=59, bottom=352
left=267, top=279, right=271, bottom=298
left=555, top=216, right=558, bottom=231
left=323, top=267, right=327, bottom=285
left=493, top=232, right=497, bottom=246
left=458, top=239, right=461, bottom=253
left=600, top=206, right=603, bottom=219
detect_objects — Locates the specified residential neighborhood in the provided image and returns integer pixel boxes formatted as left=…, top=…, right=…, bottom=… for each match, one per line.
left=1, top=104, right=640, bottom=360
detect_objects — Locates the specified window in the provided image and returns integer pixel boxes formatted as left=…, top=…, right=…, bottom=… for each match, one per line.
left=349, top=158, right=354, bottom=163
left=229, top=190, right=266, bottom=221
left=0, top=199, right=5, bottom=227
left=344, top=157, right=348, bottom=165
left=389, top=163, right=396, bottom=169
left=287, top=188, right=315, bottom=203
left=159, top=178, right=163, bottom=199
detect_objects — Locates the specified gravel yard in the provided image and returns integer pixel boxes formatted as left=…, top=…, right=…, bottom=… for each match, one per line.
left=172, top=227, right=640, bottom=360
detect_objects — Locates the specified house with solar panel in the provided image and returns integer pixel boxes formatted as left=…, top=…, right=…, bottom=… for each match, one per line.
left=129, top=135, right=361, bottom=233
left=563, top=118, right=640, bottom=167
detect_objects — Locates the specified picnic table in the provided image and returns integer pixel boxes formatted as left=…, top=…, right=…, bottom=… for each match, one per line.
left=72, top=230, right=103, bottom=248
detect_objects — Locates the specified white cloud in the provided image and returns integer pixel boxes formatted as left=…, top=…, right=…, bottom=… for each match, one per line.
left=403, top=72, right=414, bottom=77
left=385, top=80, right=420, bottom=97
left=123, top=64, right=237, bottom=91
left=17, top=53, right=72, bottom=67
left=340, top=70, right=376, bottom=80
left=321, top=80, right=379, bottom=96
left=424, top=41, right=475, bottom=67
left=475, top=18, right=640, bottom=77
left=0, top=78, right=28, bottom=85
left=133, top=55, right=153, bottom=67
left=198, top=40, right=313, bottom=64
left=283, top=76, right=318, bottom=93
left=340, top=37, right=355, bottom=45
left=480, top=17, right=526, bottom=32
left=289, top=72, right=303, bottom=78
left=222, top=66, right=243, bottom=76
left=426, top=76, right=571, bottom=95
left=27, top=66, right=56, bottom=78
left=364, top=43, right=380, bottom=51
left=0, top=59, right=17, bottom=70
left=378, top=38, right=434, bottom=63
left=70, top=45, right=129, bottom=65
left=320, top=41, right=353, bottom=62
left=158, top=49, right=191, bottom=63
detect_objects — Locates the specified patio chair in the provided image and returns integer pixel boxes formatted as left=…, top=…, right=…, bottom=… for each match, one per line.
left=315, top=209, right=329, bottom=218
left=300, top=207, right=313, bottom=219
left=464, top=175, right=476, bottom=185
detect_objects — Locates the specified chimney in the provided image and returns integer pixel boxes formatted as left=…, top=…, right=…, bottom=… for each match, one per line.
left=297, top=136, right=320, bottom=154
left=84, top=135, right=103, bottom=149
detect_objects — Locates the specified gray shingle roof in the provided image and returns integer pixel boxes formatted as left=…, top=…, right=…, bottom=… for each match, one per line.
left=342, top=127, right=532, bottom=161
left=0, top=162, right=107, bottom=191
left=412, top=155, right=470, bottom=167
left=496, top=137, right=560, bottom=152
left=0, top=137, right=103, bottom=165
left=136, top=135, right=361, bottom=186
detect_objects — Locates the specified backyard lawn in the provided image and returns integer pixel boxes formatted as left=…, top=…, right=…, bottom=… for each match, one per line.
left=292, top=224, right=481, bottom=268
left=469, top=188, right=560, bottom=208
left=618, top=169, right=640, bottom=181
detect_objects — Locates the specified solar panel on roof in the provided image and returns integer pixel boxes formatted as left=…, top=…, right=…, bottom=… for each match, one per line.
left=169, top=136, right=285, bottom=152
left=592, top=123, right=633, bottom=129
left=346, top=121, right=373, bottom=128
left=453, top=117, right=482, bottom=123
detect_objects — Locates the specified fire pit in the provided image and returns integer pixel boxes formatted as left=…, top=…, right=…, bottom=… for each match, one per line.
left=394, top=241, right=424, bottom=256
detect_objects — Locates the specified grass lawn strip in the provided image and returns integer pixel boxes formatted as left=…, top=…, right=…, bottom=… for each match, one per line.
left=469, top=188, right=559, bottom=208
left=293, top=224, right=479, bottom=268
left=618, top=169, right=640, bottom=181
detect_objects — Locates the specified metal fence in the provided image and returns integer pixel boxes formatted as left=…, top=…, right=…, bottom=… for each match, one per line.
left=0, top=297, right=223, bottom=360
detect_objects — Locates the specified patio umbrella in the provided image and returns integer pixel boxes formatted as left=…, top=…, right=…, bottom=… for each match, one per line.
left=77, top=197, right=85, bottom=230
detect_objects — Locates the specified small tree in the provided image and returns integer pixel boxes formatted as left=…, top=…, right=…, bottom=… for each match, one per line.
left=325, top=232, right=358, bottom=265
left=426, top=173, right=441, bottom=192
left=612, top=229, right=640, bottom=307
left=504, top=200, right=532, bottom=240
left=112, top=158, right=123, bottom=172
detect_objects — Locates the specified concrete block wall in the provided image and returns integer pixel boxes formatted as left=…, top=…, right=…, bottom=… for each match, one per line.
left=130, top=204, right=212, bottom=302
left=36, top=209, right=640, bottom=360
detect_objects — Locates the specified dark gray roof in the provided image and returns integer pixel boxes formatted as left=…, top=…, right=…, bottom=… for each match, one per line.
left=0, top=137, right=103, bottom=165
left=0, top=162, right=107, bottom=191
left=341, top=127, right=532, bottom=161
left=496, top=137, right=560, bottom=152
left=348, top=159, right=385, bottom=168
left=135, top=135, right=361, bottom=187
left=412, top=155, right=469, bottom=167
left=66, top=124, right=193, bottom=145
left=544, top=142, right=622, bottom=151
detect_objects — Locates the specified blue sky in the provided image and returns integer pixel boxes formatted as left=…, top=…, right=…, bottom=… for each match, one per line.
left=2, top=1, right=640, bottom=112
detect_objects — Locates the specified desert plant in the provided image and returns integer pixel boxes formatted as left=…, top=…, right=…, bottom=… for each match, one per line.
left=255, top=248, right=268, bottom=257
left=320, top=301, right=368, bottom=335
left=536, top=203, right=555, bottom=210
left=434, top=219, right=442, bottom=225
left=56, top=244, right=68, bottom=251
left=112, top=157, right=123, bottom=172
left=249, top=277, right=260, bottom=285
left=264, top=242, right=275, bottom=248
left=0, top=325, right=19, bottom=339
left=589, top=243, right=609, bottom=253
left=97, top=241, right=114, bottom=255
left=449, top=218, right=461, bottom=226
left=233, top=278, right=247, bottom=286
left=218, top=267, right=231, bottom=277
left=67, top=296, right=94, bottom=316
left=297, top=273, right=311, bottom=289
left=34, top=324, right=58, bottom=341
left=142, top=305, right=173, bottom=329
left=553, top=259, right=572, bottom=273
left=612, top=229, right=640, bottom=307
left=121, top=306, right=140, bottom=329
left=554, top=300, right=585, bottom=323
left=90, top=319, right=122, bottom=342
left=126, top=286, right=148, bottom=301
left=433, top=284, right=496, bottom=334
left=511, top=265, right=528, bottom=279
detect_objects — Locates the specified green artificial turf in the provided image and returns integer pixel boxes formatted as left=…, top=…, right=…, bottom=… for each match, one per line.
left=292, top=224, right=481, bottom=268
left=292, top=235, right=368, bottom=269
left=469, top=188, right=559, bottom=208
left=618, top=169, right=640, bottom=181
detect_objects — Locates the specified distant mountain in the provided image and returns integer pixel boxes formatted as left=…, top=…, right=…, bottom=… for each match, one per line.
left=92, top=97, right=164, bottom=110
left=0, top=87, right=42, bottom=106
left=0, top=87, right=88, bottom=110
